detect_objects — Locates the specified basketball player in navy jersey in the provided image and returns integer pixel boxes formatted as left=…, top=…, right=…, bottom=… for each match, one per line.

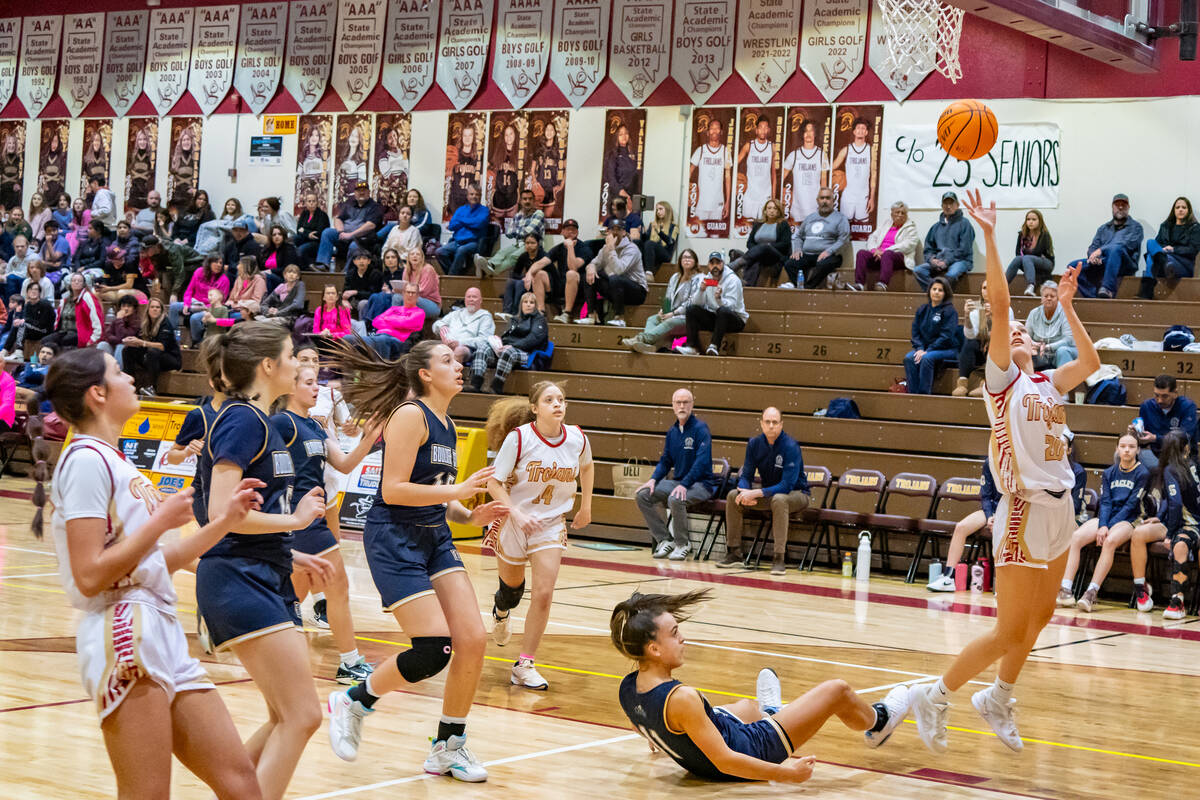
left=325, top=339, right=506, bottom=781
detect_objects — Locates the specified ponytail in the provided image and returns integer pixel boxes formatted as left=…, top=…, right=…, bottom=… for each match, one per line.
left=609, top=589, right=712, bottom=660
left=484, top=380, right=563, bottom=450
left=208, top=322, right=290, bottom=401
left=27, top=417, right=52, bottom=539
left=328, top=337, right=442, bottom=428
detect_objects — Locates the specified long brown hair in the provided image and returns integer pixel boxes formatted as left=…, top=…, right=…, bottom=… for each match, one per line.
left=484, top=380, right=561, bottom=449
left=140, top=297, right=166, bottom=340
left=328, top=338, right=445, bottom=428
left=1019, top=209, right=1054, bottom=257
left=209, top=322, right=291, bottom=401
left=610, top=589, right=713, bottom=660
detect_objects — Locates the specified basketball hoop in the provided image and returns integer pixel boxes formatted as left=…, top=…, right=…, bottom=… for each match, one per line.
left=877, top=0, right=966, bottom=83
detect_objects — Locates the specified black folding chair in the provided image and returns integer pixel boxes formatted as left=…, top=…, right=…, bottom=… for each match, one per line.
left=909, top=477, right=984, bottom=583
left=866, top=472, right=938, bottom=577
left=801, top=468, right=886, bottom=571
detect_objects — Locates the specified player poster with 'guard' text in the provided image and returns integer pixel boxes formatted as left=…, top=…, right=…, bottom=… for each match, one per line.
left=685, top=106, right=735, bottom=239
left=781, top=105, right=831, bottom=227
left=830, top=104, right=882, bottom=241
left=733, top=106, right=785, bottom=237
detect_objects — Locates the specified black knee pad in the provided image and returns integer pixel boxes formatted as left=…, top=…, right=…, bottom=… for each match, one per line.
left=494, top=579, right=525, bottom=612
left=395, top=636, right=452, bottom=683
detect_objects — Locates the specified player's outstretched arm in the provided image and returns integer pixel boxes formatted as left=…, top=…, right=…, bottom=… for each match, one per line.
left=1050, top=265, right=1102, bottom=395
left=963, top=189, right=1010, bottom=371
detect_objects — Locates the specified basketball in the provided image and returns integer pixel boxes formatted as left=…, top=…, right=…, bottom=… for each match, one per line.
left=936, top=99, right=999, bottom=161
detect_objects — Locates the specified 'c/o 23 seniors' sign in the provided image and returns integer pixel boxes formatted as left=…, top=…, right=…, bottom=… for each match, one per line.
left=886, top=122, right=1061, bottom=209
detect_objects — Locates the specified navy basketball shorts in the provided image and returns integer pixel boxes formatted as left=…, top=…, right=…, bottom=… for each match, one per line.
left=363, top=520, right=466, bottom=612
left=711, top=707, right=792, bottom=776
left=195, top=556, right=302, bottom=651
left=292, top=516, right=339, bottom=556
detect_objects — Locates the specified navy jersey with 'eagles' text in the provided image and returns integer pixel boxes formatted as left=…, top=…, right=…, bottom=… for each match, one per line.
left=366, top=400, right=457, bottom=527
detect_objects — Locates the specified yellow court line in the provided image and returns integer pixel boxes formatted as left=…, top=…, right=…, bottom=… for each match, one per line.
left=1, top=562, right=59, bottom=572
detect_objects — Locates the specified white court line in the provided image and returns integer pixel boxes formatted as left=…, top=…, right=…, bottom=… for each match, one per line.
left=0, top=571, right=57, bottom=578
left=0, top=545, right=56, bottom=556
left=293, top=733, right=640, bottom=800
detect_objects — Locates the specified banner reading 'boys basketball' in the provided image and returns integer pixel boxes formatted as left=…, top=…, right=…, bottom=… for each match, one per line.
left=830, top=104, right=882, bottom=241
left=685, top=107, right=736, bottom=239
left=733, top=106, right=785, bottom=238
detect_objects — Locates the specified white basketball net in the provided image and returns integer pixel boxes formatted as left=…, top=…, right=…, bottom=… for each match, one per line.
left=877, top=0, right=965, bottom=84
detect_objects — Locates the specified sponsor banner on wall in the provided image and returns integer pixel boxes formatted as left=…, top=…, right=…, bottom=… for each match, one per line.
left=0, top=120, right=26, bottom=210
left=59, top=14, right=104, bottom=117
left=443, top=111, right=488, bottom=222
left=487, top=110, right=529, bottom=224
left=868, top=3, right=931, bottom=102
left=374, top=112, right=411, bottom=218
left=333, top=113, right=372, bottom=212
left=735, top=0, right=800, bottom=104
left=732, top=106, right=785, bottom=237
left=189, top=6, right=239, bottom=116
left=0, top=19, right=19, bottom=114
left=685, top=106, right=736, bottom=239
left=101, top=11, right=149, bottom=118
left=295, top=113, right=333, bottom=213
left=528, top=109, right=569, bottom=232
left=550, top=0, right=609, bottom=109
left=671, top=0, right=735, bottom=107
left=145, top=9, right=195, bottom=116
left=609, top=0, right=670, bottom=106
left=124, top=118, right=158, bottom=213
left=284, top=0, right=337, bottom=113
left=166, top=117, right=202, bottom=208
left=781, top=105, right=832, bottom=226
left=598, top=108, right=646, bottom=223
left=331, top=0, right=385, bottom=112
left=886, top=122, right=1062, bottom=209
left=234, top=3, right=287, bottom=116
left=38, top=120, right=70, bottom=207
left=17, top=16, right=63, bottom=118
left=79, top=120, right=113, bottom=197
left=800, top=0, right=868, bottom=102
left=438, top=0, right=495, bottom=110
left=493, top=0, right=552, bottom=109
left=831, top=104, right=882, bottom=240
left=381, top=0, right=439, bottom=111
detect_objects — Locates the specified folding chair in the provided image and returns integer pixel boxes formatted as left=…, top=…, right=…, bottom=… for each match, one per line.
left=909, top=477, right=984, bottom=583
left=865, top=473, right=938, bottom=577
left=801, top=469, right=886, bottom=571
left=688, top=459, right=731, bottom=560
left=743, top=466, right=833, bottom=568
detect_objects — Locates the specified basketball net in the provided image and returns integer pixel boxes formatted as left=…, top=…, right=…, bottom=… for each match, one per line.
left=877, top=0, right=965, bottom=84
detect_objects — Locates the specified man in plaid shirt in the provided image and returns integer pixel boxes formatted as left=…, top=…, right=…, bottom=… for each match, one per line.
left=478, top=188, right=545, bottom=277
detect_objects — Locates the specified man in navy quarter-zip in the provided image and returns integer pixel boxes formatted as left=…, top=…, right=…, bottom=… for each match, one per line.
left=636, top=388, right=716, bottom=561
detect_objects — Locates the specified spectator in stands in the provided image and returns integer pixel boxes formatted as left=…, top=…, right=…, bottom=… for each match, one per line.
left=478, top=188, right=544, bottom=276
left=74, top=220, right=112, bottom=276
left=381, top=205, right=422, bottom=262
left=38, top=220, right=71, bottom=274
left=717, top=406, right=811, bottom=575
left=263, top=224, right=301, bottom=292
left=913, top=191, right=975, bottom=290
left=0, top=226, right=9, bottom=266
left=370, top=283, right=425, bottom=351
left=0, top=368, right=14, bottom=434
left=903, top=276, right=958, bottom=395
left=153, top=208, right=174, bottom=241
left=1071, top=193, right=1144, bottom=298
left=50, top=195, right=73, bottom=240
left=182, top=260, right=232, bottom=342
left=622, top=249, right=701, bottom=355
left=953, top=279, right=1012, bottom=398
left=1026, top=280, right=1077, bottom=370
left=203, top=289, right=231, bottom=338
left=1150, top=430, right=1199, bottom=620
left=677, top=252, right=748, bottom=357
left=5, top=283, right=53, bottom=356
left=433, top=286, right=493, bottom=363
left=735, top=199, right=791, bottom=287
left=223, top=219, right=263, bottom=282
left=111, top=220, right=141, bottom=274
left=13, top=343, right=56, bottom=411
left=252, top=196, right=297, bottom=247
left=1004, top=210, right=1055, bottom=295
left=96, top=242, right=146, bottom=304
left=97, top=294, right=141, bottom=366
left=194, top=197, right=248, bottom=255
left=468, top=291, right=548, bottom=394
left=636, top=388, right=716, bottom=561
left=500, top=233, right=549, bottom=317
left=0, top=294, right=21, bottom=360
left=87, top=174, right=117, bottom=231
left=603, top=196, right=643, bottom=241
left=120, top=297, right=180, bottom=397
left=262, top=263, right=307, bottom=328
left=547, top=219, right=592, bottom=323
left=5, top=206, right=32, bottom=243
left=311, top=284, right=353, bottom=338
left=226, top=256, right=268, bottom=320
left=172, top=189, right=214, bottom=248
left=1138, top=196, right=1199, bottom=299
left=782, top=187, right=849, bottom=290
left=3, top=235, right=39, bottom=300
left=379, top=245, right=403, bottom=285
left=402, top=247, right=442, bottom=320
left=343, top=249, right=383, bottom=312
left=1131, top=374, right=1198, bottom=469
left=140, top=234, right=202, bottom=303
left=20, top=263, right=53, bottom=305
left=1057, top=433, right=1150, bottom=611
left=928, top=461, right=1001, bottom=591
left=294, top=192, right=330, bottom=266
left=131, top=190, right=163, bottom=235
left=853, top=201, right=919, bottom=292
left=43, top=272, right=102, bottom=351
left=363, top=248, right=405, bottom=324
left=580, top=219, right=647, bottom=327
left=640, top=201, right=678, bottom=273
left=27, top=194, right=51, bottom=247
left=437, top=184, right=490, bottom=276
left=319, top=181, right=384, bottom=272
left=406, top=188, right=434, bottom=231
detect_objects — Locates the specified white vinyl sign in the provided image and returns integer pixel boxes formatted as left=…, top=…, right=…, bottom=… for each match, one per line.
left=101, top=11, right=149, bottom=118
left=550, top=0, right=609, bottom=108
left=868, top=2, right=932, bottom=101
left=381, top=0, right=439, bottom=111
left=493, top=0, right=552, bottom=109
left=189, top=5, right=239, bottom=116
left=234, top=3, right=288, bottom=116
left=283, top=0, right=337, bottom=113
left=330, top=0, right=386, bottom=112
left=735, top=0, right=800, bottom=103
left=144, top=9, right=195, bottom=116
left=437, top=0, right=495, bottom=110
left=0, top=19, right=18, bottom=113
left=16, top=16, right=62, bottom=118
left=609, top=0, right=670, bottom=106
left=670, top=0, right=735, bottom=106
left=799, top=0, right=868, bottom=102
left=59, top=14, right=104, bottom=117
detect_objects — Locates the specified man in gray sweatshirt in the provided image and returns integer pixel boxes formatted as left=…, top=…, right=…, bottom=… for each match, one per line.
left=678, top=251, right=749, bottom=356
left=1025, top=280, right=1077, bottom=369
left=782, top=187, right=850, bottom=289
left=580, top=219, right=647, bottom=326
left=913, top=191, right=975, bottom=289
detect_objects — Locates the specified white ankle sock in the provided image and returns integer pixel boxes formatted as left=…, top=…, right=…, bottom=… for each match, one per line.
left=933, top=678, right=950, bottom=700
left=1133, top=577, right=1146, bottom=586
left=1060, top=579, right=1072, bottom=592
left=991, top=677, right=1014, bottom=702
left=313, top=592, right=326, bottom=602
left=340, top=648, right=360, bottom=667
left=1087, top=582, right=1100, bottom=594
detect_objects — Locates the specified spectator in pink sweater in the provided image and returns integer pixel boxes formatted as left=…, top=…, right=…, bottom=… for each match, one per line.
left=312, top=284, right=354, bottom=337
left=372, top=282, right=426, bottom=344
left=226, top=256, right=268, bottom=319
left=171, top=256, right=229, bottom=336
left=402, top=248, right=442, bottom=318
left=0, top=369, right=15, bottom=432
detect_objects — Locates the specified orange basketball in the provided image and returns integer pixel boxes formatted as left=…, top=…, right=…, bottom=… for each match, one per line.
left=936, top=99, right=998, bottom=161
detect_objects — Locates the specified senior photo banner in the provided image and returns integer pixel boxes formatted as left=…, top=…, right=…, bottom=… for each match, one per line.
left=735, top=0, right=801, bottom=104
left=381, top=0, right=439, bottom=112
left=799, top=0, right=868, bottom=103
left=884, top=122, right=1062, bottom=210
left=333, top=113, right=372, bottom=213
left=124, top=118, right=158, bottom=213
left=59, top=14, right=104, bottom=118
left=550, top=0, right=609, bottom=109
left=0, top=121, right=26, bottom=210
left=527, top=109, right=569, bottom=232
left=145, top=9, right=195, bottom=116
left=0, top=19, right=19, bottom=114
left=166, top=117, right=202, bottom=208
left=487, top=110, right=529, bottom=225
left=732, top=105, right=785, bottom=237
left=374, top=112, right=411, bottom=219
left=492, top=0, right=551, bottom=109
left=671, top=0, right=735, bottom=107
left=831, top=104, right=882, bottom=240
left=781, top=105, right=832, bottom=227
left=234, top=3, right=288, bottom=117
left=330, top=0, right=386, bottom=112
left=79, top=120, right=113, bottom=198
left=101, top=11, right=148, bottom=119
left=438, top=0, right=495, bottom=111
left=284, top=0, right=337, bottom=113
left=609, top=0, right=670, bottom=106
left=17, top=16, right=63, bottom=119
left=37, top=120, right=70, bottom=208
left=598, top=108, right=646, bottom=223
left=443, top=111, right=487, bottom=222
left=685, top=106, right=736, bottom=239
left=295, top=114, right=333, bottom=213
left=188, top=6, right=239, bottom=116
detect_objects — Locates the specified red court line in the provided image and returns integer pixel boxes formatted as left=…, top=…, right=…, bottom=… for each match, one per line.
left=0, top=489, right=32, bottom=501
left=0, top=677, right=253, bottom=714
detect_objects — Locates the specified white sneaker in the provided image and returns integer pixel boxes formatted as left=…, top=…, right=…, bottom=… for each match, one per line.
left=631, top=341, right=657, bottom=354
left=424, top=735, right=488, bottom=782
left=576, top=315, right=597, bottom=325
left=492, top=607, right=512, bottom=646
left=552, top=312, right=570, bottom=324
left=197, top=614, right=213, bottom=655
left=652, top=541, right=673, bottom=559
left=673, top=345, right=697, bottom=355
left=511, top=657, right=549, bottom=690
left=668, top=545, right=690, bottom=561
left=327, top=689, right=371, bottom=762
left=473, top=254, right=491, bottom=276
left=4, top=350, right=23, bottom=362
left=909, top=683, right=950, bottom=753
left=1055, top=587, right=1075, bottom=607
left=495, top=312, right=513, bottom=323
left=864, top=685, right=911, bottom=748
left=927, top=574, right=956, bottom=592
left=607, top=317, right=627, bottom=327
left=972, top=688, right=1023, bottom=752
left=1134, top=583, right=1153, bottom=613
left=705, top=345, right=719, bottom=356
left=778, top=282, right=795, bottom=289
left=1023, top=285, right=1036, bottom=296
left=756, top=668, right=782, bottom=715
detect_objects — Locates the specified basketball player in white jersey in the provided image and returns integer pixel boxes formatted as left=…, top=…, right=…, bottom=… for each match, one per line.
left=737, top=117, right=776, bottom=222
left=689, top=118, right=732, bottom=222
left=484, top=382, right=594, bottom=690
left=909, top=190, right=1101, bottom=756
left=782, top=120, right=829, bottom=224
left=831, top=118, right=875, bottom=222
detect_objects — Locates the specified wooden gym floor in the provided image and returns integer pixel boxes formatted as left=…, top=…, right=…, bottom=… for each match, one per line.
left=1, top=476, right=1196, bottom=799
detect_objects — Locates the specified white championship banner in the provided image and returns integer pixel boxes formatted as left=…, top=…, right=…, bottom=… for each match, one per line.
left=284, top=0, right=337, bottom=113
left=381, top=0, right=439, bottom=111
left=438, top=0, right=495, bottom=110
left=59, top=14, right=104, bottom=118
left=234, top=3, right=288, bottom=117
left=550, top=0, right=609, bottom=109
left=868, top=2, right=931, bottom=101
left=188, top=6, right=239, bottom=116
left=799, top=0, right=868, bottom=102
left=670, top=0, right=735, bottom=106
left=885, top=122, right=1062, bottom=209
left=330, top=0, right=386, bottom=112
left=0, top=19, right=18, bottom=113
left=16, top=16, right=62, bottom=119
left=609, top=0, right=671, bottom=106
left=101, top=11, right=148, bottom=118
left=735, top=0, right=801, bottom=104
left=493, top=0, right=551, bottom=109
left=145, top=9, right=195, bottom=116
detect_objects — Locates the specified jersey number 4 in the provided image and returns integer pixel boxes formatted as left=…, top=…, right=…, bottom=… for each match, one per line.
left=530, top=485, right=556, bottom=506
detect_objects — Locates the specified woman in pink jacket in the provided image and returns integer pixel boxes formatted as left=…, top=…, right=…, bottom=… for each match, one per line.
left=0, top=370, right=16, bottom=433
left=312, top=284, right=353, bottom=337
left=371, top=282, right=426, bottom=345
